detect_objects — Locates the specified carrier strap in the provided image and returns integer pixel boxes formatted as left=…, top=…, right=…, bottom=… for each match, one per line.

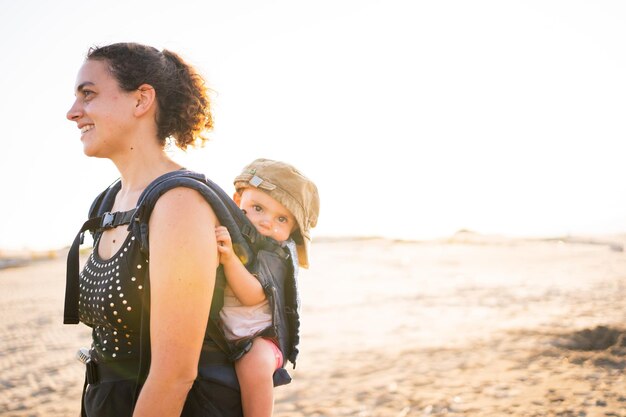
left=131, top=171, right=256, bottom=265
left=63, top=209, right=136, bottom=324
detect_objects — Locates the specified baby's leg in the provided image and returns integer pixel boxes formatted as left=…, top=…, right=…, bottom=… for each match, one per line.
left=235, top=338, right=282, bottom=417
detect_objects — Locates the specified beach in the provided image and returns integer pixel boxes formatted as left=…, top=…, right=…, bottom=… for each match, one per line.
left=1, top=234, right=625, bottom=416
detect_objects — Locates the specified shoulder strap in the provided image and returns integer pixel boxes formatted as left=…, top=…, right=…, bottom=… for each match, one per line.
left=64, top=170, right=262, bottom=324
left=89, top=179, right=122, bottom=218
left=63, top=179, right=126, bottom=324
left=131, top=170, right=257, bottom=266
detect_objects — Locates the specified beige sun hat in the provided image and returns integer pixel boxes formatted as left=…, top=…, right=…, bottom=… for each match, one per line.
left=234, top=158, right=320, bottom=268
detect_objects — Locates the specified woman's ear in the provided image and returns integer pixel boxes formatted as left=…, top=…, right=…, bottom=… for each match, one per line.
left=134, top=84, right=156, bottom=117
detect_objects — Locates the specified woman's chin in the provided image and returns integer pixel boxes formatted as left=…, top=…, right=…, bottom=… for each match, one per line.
left=82, top=142, right=102, bottom=158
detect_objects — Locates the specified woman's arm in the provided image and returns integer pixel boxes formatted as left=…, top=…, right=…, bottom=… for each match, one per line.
left=215, top=226, right=266, bottom=306
left=132, top=187, right=218, bottom=417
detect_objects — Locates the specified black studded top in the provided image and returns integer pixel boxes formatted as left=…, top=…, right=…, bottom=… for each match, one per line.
left=78, top=232, right=149, bottom=363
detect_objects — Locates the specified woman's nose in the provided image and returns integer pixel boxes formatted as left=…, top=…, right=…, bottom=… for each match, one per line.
left=66, top=99, right=82, bottom=121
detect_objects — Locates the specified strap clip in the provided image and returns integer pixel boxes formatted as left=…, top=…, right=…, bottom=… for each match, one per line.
left=101, top=212, right=115, bottom=229
left=76, top=348, right=99, bottom=384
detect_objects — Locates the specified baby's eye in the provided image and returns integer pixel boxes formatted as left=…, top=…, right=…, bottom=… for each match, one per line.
left=253, top=205, right=263, bottom=212
left=278, top=216, right=289, bottom=224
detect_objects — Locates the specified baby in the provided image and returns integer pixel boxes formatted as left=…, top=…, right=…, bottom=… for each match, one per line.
left=215, top=158, right=319, bottom=417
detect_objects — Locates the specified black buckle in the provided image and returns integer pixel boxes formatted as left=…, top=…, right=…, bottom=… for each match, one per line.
left=101, top=212, right=115, bottom=229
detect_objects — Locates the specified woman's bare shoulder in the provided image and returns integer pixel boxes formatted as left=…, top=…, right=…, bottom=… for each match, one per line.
left=150, top=186, right=218, bottom=224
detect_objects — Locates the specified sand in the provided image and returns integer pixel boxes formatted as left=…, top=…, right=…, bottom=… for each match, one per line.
left=1, top=234, right=625, bottom=416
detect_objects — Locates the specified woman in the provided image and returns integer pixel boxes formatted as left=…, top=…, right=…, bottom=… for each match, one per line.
left=66, top=43, right=241, bottom=416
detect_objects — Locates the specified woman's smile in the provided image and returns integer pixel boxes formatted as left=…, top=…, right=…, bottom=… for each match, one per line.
left=80, top=124, right=94, bottom=134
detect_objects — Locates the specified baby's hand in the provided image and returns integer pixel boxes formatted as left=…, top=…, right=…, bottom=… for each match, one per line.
left=215, top=226, right=235, bottom=264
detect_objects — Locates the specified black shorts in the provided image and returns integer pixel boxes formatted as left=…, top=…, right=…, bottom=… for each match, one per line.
left=83, top=378, right=242, bottom=417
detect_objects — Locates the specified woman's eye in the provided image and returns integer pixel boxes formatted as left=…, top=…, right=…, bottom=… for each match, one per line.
left=82, top=90, right=94, bottom=100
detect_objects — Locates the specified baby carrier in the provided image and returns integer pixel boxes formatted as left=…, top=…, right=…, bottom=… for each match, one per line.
left=63, top=170, right=300, bottom=390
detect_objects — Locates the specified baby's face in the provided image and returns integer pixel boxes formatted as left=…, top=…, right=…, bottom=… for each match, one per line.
left=236, top=188, right=296, bottom=243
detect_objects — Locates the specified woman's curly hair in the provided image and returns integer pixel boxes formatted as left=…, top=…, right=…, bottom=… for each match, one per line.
left=87, top=43, right=213, bottom=149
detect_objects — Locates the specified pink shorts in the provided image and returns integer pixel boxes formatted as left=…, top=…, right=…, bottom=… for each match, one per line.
left=261, top=338, right=283, bottom=370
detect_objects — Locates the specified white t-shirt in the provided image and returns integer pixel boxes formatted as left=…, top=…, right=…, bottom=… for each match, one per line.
left=220, top=285, right=272, bottom=341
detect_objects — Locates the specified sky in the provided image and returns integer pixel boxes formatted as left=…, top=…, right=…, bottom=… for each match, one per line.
left=0, top=0, right=625, bottom=251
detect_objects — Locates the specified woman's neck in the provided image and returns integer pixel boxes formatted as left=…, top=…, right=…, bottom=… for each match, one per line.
left=110, top=144, right=183, bottom=211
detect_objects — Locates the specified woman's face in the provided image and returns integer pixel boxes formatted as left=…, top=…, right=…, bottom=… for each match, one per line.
left=66, top=60, right=139, bottom=158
